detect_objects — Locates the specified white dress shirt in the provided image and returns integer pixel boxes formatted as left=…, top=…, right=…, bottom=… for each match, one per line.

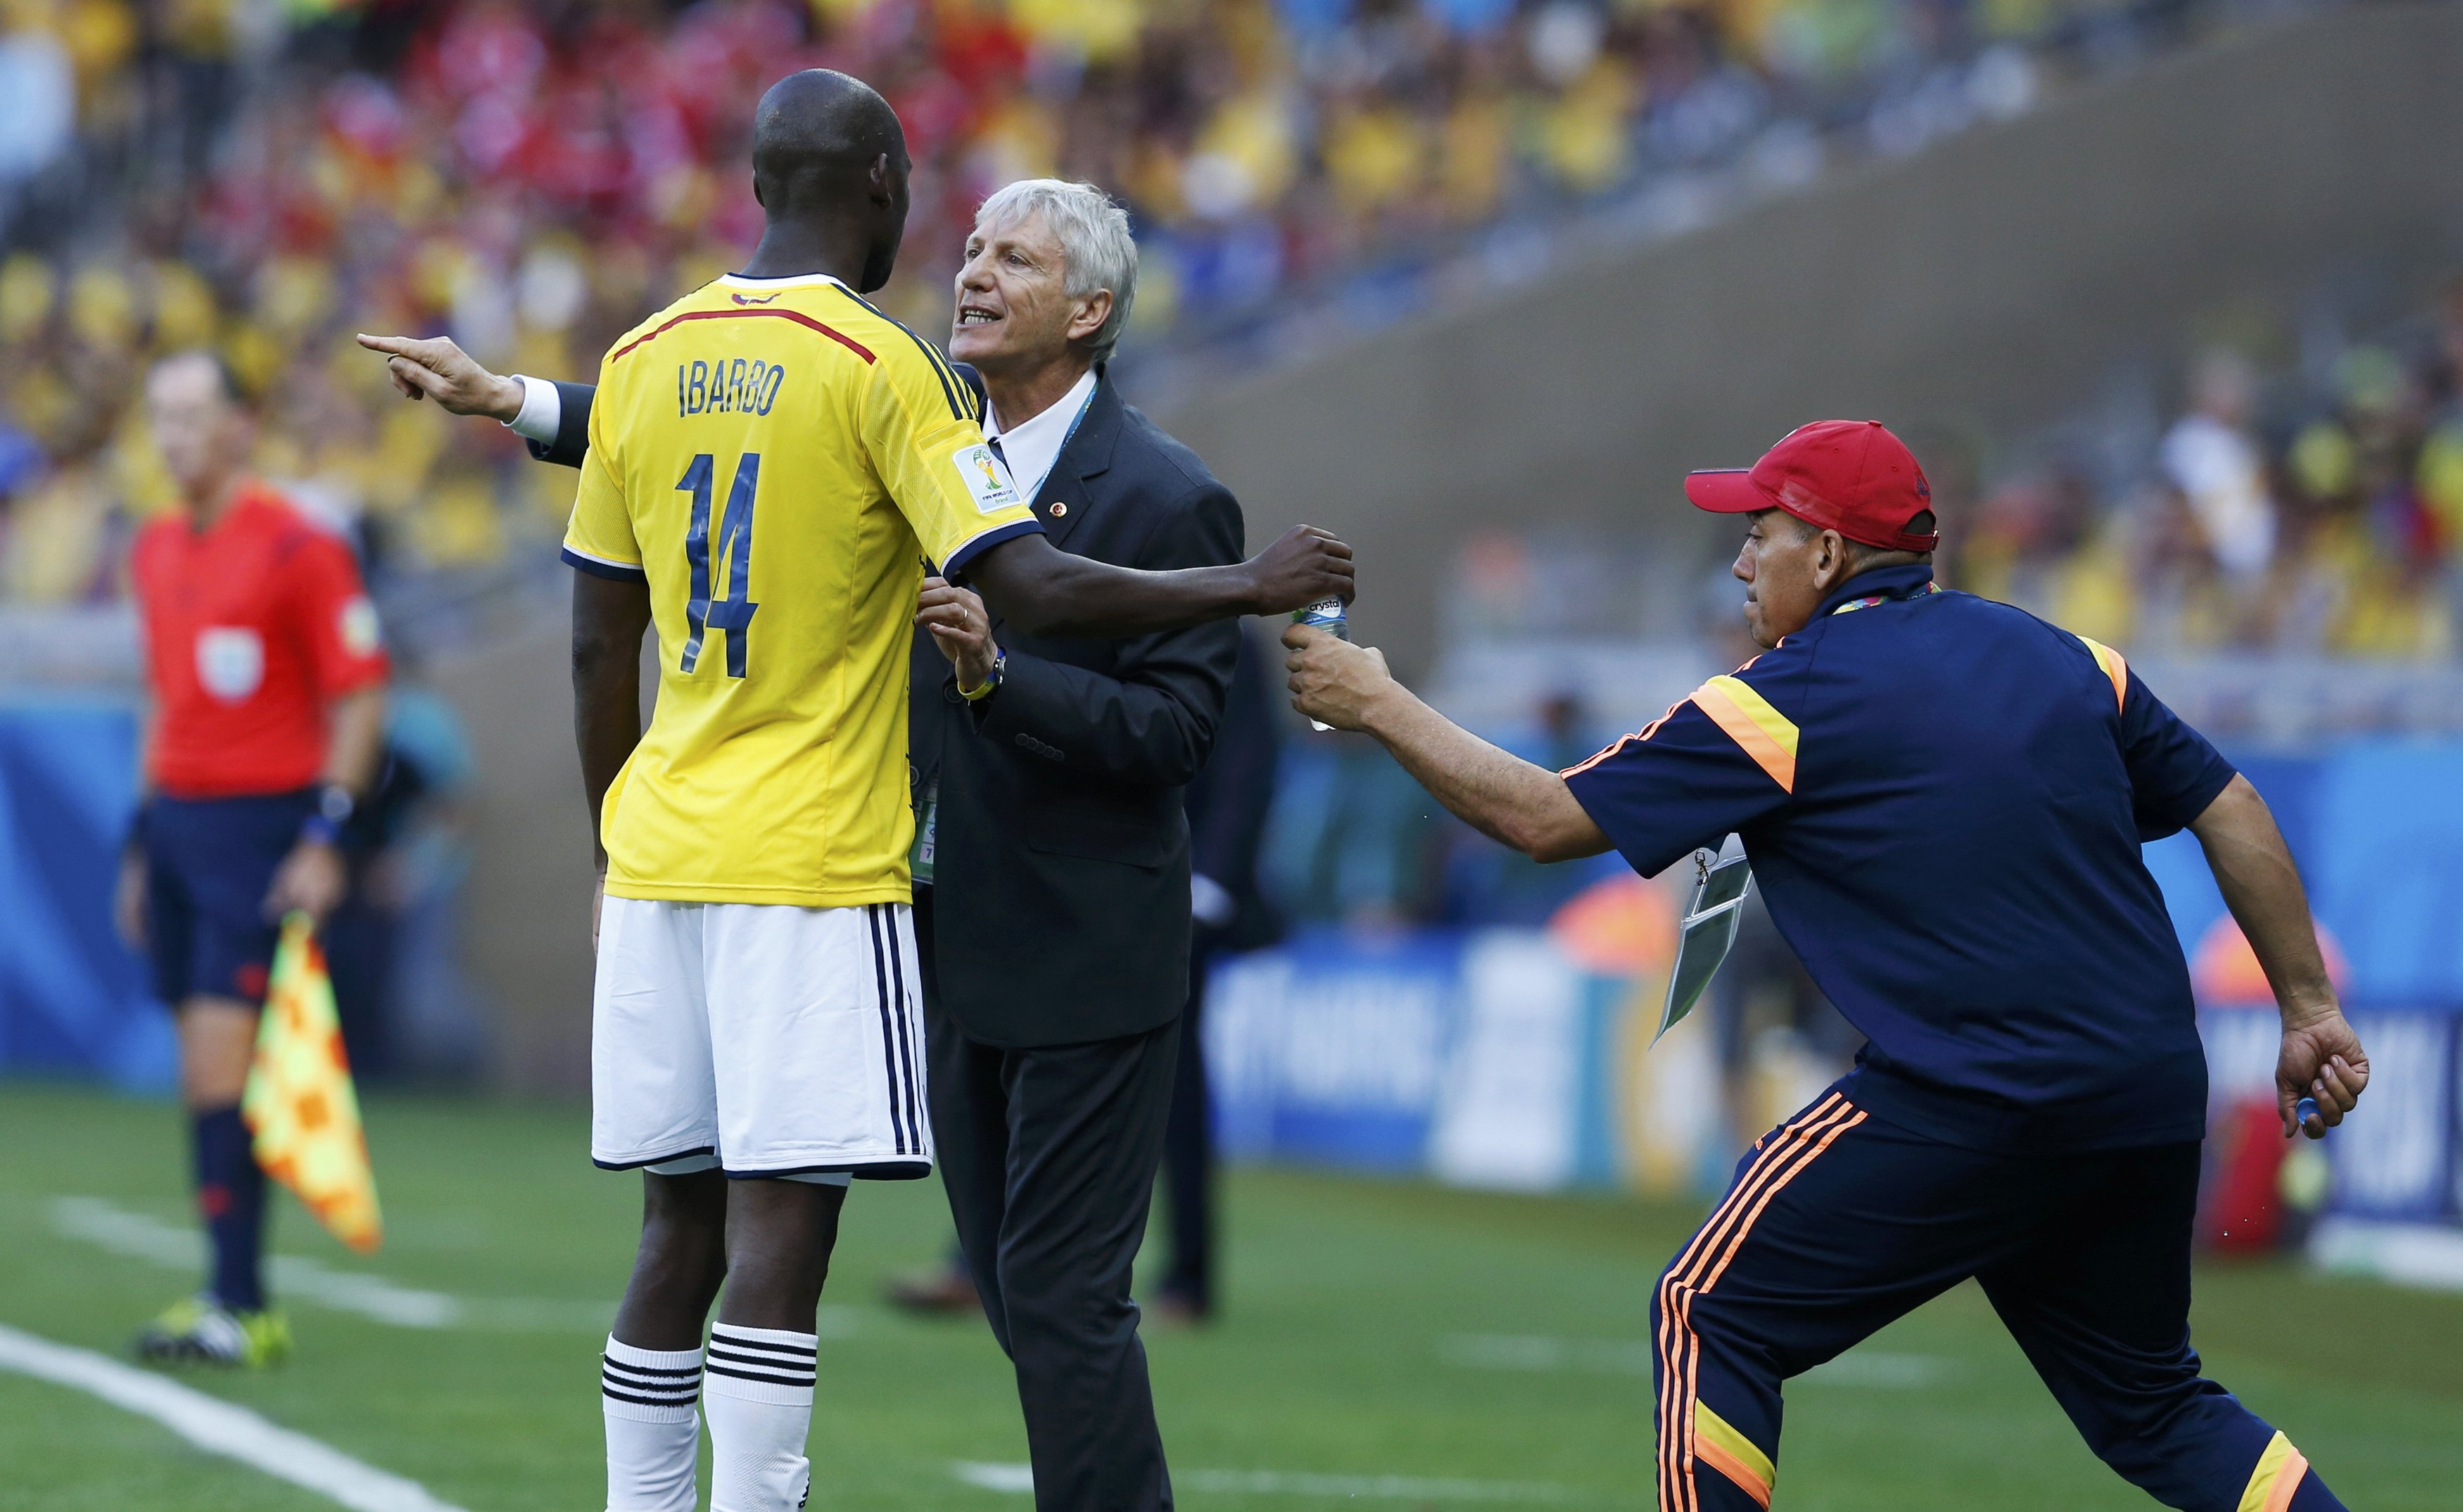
left=505, top=374, right=564, bottom=445
left=982, top=367, right=1096, bottom=507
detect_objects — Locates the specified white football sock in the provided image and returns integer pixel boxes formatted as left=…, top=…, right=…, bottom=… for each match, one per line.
left=601, top=1335, right=703, bottom=1512
left=703, top=1323, right=818, bottom=1512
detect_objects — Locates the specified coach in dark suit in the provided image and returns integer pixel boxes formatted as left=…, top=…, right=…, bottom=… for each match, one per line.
left=364, top=179, right=1241, bottom=1512
left=904, top=179, right=1233, bottom=1512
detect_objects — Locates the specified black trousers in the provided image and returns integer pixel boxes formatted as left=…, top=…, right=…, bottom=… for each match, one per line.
left=1656, top=1081, right=2343, bottom=1512
left=917, top=896, right=1181, bottom=1512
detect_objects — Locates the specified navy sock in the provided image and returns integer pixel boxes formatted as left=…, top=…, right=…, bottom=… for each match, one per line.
left=191, top=1106, right=267, bottom=1312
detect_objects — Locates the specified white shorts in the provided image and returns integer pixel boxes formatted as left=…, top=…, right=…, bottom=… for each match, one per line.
left=590, top=897, right=931, bottom=1180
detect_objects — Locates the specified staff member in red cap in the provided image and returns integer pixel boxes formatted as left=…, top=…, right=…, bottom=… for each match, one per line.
left=117, top=350, right=390, bottom=1368
left=1285, top=419, right=2366, bottom=1512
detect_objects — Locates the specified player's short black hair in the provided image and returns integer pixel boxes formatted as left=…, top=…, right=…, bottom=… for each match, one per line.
left=749, top=70, right=906, bottom=212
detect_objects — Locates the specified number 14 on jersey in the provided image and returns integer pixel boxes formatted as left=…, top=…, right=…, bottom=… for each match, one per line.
left=678, top=452, right=759, bottom=678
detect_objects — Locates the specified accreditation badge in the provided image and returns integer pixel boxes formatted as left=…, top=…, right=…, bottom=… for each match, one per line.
left=1660, top=834, right=1752, bottom=1043
left=909, top=774, right=938, bottom=886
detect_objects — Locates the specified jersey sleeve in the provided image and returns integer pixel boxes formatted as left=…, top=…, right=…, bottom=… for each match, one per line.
left=2117, top=666, right=2236, bottom=839
left=860, top=348, right=1042, bottom=578
left=2073, top=635, right=2235, bottom=838
left=291, top=531, right=390, bottom=697
left=560, top=371, right=645, bottom=583
left=1559, top=668, right=1799, bottom=878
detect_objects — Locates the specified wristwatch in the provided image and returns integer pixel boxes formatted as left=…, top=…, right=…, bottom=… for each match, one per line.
left=958, top=647, right=1006, bottom=703
left=300, top=784, right=355, bottom=848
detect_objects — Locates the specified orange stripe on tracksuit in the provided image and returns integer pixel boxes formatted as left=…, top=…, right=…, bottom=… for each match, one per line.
left=1654, top=1095, right=1865, bottom=1512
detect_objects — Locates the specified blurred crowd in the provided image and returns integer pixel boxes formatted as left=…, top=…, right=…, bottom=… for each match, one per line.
left=1265, top=283, right=2463, bottom=938
left=0, top=0, right=2251, bottom=611
left=1954, top=282, right=2463, bottom=661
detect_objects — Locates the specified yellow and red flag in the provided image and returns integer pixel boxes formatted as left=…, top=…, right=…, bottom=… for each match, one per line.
left=243, top=915, right=383, bottom=1254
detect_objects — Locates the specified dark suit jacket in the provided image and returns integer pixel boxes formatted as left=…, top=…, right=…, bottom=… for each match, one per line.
left=1183, top=625, right=1284, bottom=955
left=529, top=364, right=1242, bottom=1049
left=526, top=380, right=596, bottom=468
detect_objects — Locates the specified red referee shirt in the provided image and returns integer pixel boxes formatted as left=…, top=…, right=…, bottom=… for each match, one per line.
left=130, top=483, right=390, bottom=799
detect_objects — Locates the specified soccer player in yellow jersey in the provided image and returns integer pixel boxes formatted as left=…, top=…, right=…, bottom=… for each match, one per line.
left=416, top=72, right=1347, bottom=1512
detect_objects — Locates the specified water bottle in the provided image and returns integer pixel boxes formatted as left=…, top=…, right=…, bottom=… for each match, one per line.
left=1292, top=597, right=1347, bottom=731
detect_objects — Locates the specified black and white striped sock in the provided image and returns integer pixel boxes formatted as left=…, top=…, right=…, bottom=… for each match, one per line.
left=704, top=1323, right=818, bottom=1511
left=601, top=1335, right=702, bottom=1512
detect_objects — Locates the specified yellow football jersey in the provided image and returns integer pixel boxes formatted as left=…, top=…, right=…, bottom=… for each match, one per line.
left=562, top=272, right=1041, bottom=907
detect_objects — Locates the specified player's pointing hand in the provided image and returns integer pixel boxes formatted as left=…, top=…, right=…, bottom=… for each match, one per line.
left=1243, top=525, right=1353, bottom=616
left=354, top=333, right=526, bottom=422
left=1284, top=622, right=1392, bottom=732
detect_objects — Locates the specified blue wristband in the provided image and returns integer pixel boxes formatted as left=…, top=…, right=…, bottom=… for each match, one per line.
left=300, top=784, right=354, bottom=848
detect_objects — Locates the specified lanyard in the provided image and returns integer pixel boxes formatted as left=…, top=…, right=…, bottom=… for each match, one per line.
left=989, top=379, right=1097, bottom=502
left=1830, top=580, right=1940, bottom=616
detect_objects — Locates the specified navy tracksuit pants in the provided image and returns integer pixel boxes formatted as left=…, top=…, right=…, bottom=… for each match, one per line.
left=1654, top=1085, right=2346, bottom=1512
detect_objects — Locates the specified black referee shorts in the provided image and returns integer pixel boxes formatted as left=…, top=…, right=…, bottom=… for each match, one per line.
left=141, top=789, right=313, bottom=1007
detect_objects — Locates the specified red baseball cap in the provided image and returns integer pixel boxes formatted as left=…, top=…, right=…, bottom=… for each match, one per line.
left=1683, top=420, right=1939, bottom=553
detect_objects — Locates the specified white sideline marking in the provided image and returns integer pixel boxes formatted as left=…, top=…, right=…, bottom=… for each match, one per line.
left=955, top=1461, right=1039, bottom=1492
left=56, top=1197, right=461, bottom=1328
left=1441, top=1334, right=1950, bottom=1387
left=0, top=1321, right=467, bottom=1511
left=51, top=1197, right=856, bottom=1337
left=2310, top=1218, right=2463, bottom=1292
left=955, top=1461, right=1576, bottom=1502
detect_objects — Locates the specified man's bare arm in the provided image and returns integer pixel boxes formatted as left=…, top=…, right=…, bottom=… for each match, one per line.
left=115, top=704, right=159, bottom=948
left=935, top=526, right=1351, bottom=640
left=572, top=573, right=654, bottom=868
left=263, top=685, right=388, bottom=922
left=2188, top=773, right=2368, bottom=1138
left=321, top=685, right=388, bottom=796
left=1283, top=624, right=1607, bottom=863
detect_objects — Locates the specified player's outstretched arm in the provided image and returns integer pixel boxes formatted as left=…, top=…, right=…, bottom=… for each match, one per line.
left=2189, top=773, right=2369, bottom=1139
left=1283, top=623, right=1609, bottom=863
left=572, top=572, right=654, bottom=879
left=943, top=526, right=1351, bottom=639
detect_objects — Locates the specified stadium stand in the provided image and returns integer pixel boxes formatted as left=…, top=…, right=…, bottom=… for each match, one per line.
left=0, top=0, right=2340, bottom=605
left=1955, top=287, right=2463, bottom=666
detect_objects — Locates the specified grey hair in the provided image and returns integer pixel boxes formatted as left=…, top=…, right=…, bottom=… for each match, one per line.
left=975, top=179, right=1138, bottom=364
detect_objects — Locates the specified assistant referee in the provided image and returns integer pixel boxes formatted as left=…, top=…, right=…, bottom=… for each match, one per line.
left=119, top=351, right=390, bottom=1367
left=1286, top=419, right=2366, bottom=1512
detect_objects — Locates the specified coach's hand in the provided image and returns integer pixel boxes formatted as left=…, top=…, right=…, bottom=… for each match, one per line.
left=355, top=333, right=525, bottom=422
left=265, top=839, right=347, bottom=925
left=1243, top=526, right=1354, bottom=616
left=916, top=578, right=1001, bottom=694
left=2278, top=1008, right=2368, bottom=1139
left=1284, top=623, right=1394, bottom=732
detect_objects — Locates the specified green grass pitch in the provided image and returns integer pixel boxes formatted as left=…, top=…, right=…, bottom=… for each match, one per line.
left=0, top=1084, right=2456, bottom=1509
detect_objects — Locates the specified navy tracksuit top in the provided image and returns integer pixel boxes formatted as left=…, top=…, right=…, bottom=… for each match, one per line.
left=1563, top=563, right=2237, bottom=1153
